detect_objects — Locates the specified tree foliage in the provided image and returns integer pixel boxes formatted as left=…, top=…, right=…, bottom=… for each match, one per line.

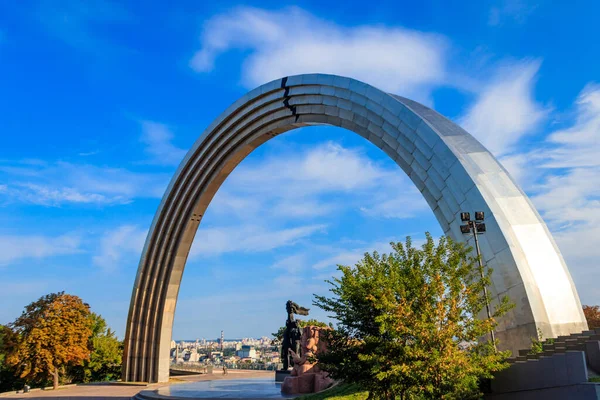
left=68, top=313, right=122, bottom=383
left=313, top=234, right=513, bottom=400
left=528, top=328, right=554, bottom=355
left=583, top=305, right=600, bottom=329
left=0, top=325, right=25, bottom=392
left=5, top=292, right=93, bottom=389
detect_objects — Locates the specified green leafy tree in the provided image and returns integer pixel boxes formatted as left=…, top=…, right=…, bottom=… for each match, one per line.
left=5, top=292, right=93, bottom=389
left=68, top=313, right=122, bottom=383
left=313, top=234, right=513, bottom=400
left=0, top=325, right=25, bottom=392
left=528, top=328, right=554, bottom=355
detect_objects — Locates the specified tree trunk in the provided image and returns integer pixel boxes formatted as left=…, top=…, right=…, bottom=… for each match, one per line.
left=53, top=368, right=59, bottom=390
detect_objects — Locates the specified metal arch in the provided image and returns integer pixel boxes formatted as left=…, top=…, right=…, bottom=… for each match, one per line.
left=122, top=74, right=587, bottom=383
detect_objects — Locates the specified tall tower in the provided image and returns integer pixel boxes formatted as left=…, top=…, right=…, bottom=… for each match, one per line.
left=220, top=330, right=224, bottom=352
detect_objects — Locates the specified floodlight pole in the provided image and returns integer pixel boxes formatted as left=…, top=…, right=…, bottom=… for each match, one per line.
left=471, top=221, right=497, bottom=352
left=460, top=211, right=497, bottom=353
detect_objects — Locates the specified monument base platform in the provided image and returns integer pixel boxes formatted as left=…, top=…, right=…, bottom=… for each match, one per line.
left=275, top=370, right=291, bottom=383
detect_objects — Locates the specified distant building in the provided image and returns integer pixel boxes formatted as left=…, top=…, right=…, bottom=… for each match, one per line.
left=236, top=345, right=256, bottom=360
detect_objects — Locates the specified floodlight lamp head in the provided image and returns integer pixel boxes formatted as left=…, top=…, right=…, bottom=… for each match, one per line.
left=460, top=212, right=471, bottom=222
left=476, top=223, right=486, bottom=233
left=475, top=211, right=485, bottom=221
left=460, top=224, right=471, bottom=234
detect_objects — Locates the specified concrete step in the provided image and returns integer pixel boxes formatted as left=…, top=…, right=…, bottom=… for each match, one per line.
left=518, top=349, right=530, bottom=357
left=565, top=343, right=586, bottom=351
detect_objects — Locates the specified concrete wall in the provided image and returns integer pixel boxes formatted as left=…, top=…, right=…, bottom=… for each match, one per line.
left=488, top=352, right=598, bottom=399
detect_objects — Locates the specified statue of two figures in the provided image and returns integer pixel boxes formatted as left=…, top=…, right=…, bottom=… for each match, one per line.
left=280, top=300, right=333, bottom=395
left=281, top=300, right=308, bottom=370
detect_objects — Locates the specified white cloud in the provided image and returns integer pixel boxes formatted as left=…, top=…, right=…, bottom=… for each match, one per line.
left=519, top=84, right=600, bottom=227
left=359, top=175, right=427, bottom=219
left=0, top=161, right=169, bottom=206
left=190, top=6, right=447, bottom=102
left=0, top=233, right=82, bottom=265
left=542, top=83, right=600, bottom=169
left=312, top=240, right=397, bottom=270
left=459, top=60, right=549, bottom=156
left=489, top=0, right=538, bottom=26
left=140, top=121, right=187, bottom=166
left=269, top=198, right=337, bottom=219
left=271, top=253, right=308, bottom=274
left=228, top=142, right=388, bottom=195
left=92, top=222, right=323, bottom=271
left=215, top=141, right=427, bottom=221
left=93, top=225, right=147, bottom=270
left=190, top=224, right=326, bottom=257
left=78, top=150, right=100, bottom=157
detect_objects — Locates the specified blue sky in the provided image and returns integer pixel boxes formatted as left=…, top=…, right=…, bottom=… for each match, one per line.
left=1, top=0, right=599, bottom=340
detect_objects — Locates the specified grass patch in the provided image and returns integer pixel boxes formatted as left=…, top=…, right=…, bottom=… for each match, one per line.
left=298, top=383, right=368, bottom=400
left=589, top=377, right=600, bottom=383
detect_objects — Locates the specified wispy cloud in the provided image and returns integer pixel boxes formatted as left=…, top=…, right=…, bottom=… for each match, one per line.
left=459, top=60, right=549, bottom=156
left=530, top=84, right=600, bottom=228
left=190, top=224, right=327, bottom=258
left=489, top=0, right=538, bottom=26
left=271, top=253, right=308, bottom=274
left=312, top=239, right=398, bottom=271
left=140, top=121, right=187, bottom=166
left=78, top=150, right=100, bottom=157
left=190, top=6, right=447, bottom=102
left=228, top=142, right=388, bottom=195
left=93, top=225, right=147, bottom=270
left=213, top=142, right=427, bottom=222
left=0, top=233, right=82, bottom=265
left=541, top=83, right=600, bottom=169
left=0, top=161, right=169, bottom=206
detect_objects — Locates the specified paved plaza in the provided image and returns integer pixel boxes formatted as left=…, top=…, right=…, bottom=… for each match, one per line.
left=0, top=371, right=275, bottom=400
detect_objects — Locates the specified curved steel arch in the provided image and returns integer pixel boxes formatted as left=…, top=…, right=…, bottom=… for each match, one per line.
left=122, top=74, right=587, bottom=383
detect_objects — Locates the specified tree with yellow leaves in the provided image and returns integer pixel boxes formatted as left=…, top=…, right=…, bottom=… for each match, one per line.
left=313, top=234, right=513, bottom=400
left=5, top=292, right=93, bottom=389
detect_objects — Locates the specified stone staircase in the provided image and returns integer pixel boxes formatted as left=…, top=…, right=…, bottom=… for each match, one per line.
left=507, top=328, right=600, bottom=374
